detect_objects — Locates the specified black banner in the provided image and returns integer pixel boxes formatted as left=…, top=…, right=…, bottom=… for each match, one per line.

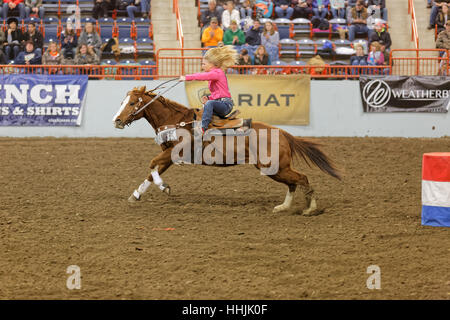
left=359, top=76, right=450, bottom=113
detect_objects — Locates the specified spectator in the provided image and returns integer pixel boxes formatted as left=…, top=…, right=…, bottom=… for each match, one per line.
left=24, top=22, right=43, bottom=56
left=2, top=0, right=26, bottom=20
left=240, top=0, right=254, bottom=20
left=201, top=17, right=224, bottom=47
left=42, top=41, right=63, bottom=65
left=255, top=0, right=274, bottom=19
left=92, top=0, right=110, bottom=19
left=245, top=19, right=262, bottom=45
left=261, top=20, right=279, bottom=61
left=429, top=0, right=450, bottom=30
left=436, top=3, right=450, bottom=34
left=3, top=18, right=25, bottom=63
left=330, top=0, right=345, bottom=19
left=312, top=0, right=329, bottom=19
left=292, top=0, right=313, bottom=19
left=61, top=23, right=78, bottom=60
left=367, top=41, right=384, bottom=66
left=78, top=22, right=102, bottom=57
left=25, top=0, right=44, bottom=19
left=74, top=43, right=100, bottom=65
left=124, top=0, right=150, bottom=20
left=379, top=40, right=389, bottom=66
left=275, top=0, right=294, bottom=19
left=223, top=20, right=245, bottom=45
left=238, top=48, right=252, bottom=64
left=15, top=40, right=41, bottom=65
left=436, top=20, right=450, bottom=52
left=348, top=0, right=368, bottom=42
left=0, top=29, right=6, bottom=64
left=346, top=0, right=358, bottom=18
left=367, top=0, right=387, bottom=21
left=350, top=43, right=367, bottom=65
left=201, top=0, right=222, bottom=27
left=222, top=0, right=240, bottom=29
left=369, top=21, right=391, bottom=51
left=253, top=44, right=269, bottom=65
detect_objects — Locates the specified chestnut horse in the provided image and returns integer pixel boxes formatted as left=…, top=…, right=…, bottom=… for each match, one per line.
left=113, top=86, right=340, bottom=215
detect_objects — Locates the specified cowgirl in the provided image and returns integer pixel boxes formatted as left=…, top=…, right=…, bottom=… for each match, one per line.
left=180, top=45, right=238, bottom=134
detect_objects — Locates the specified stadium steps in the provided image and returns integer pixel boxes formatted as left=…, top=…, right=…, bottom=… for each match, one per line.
left=151, top=0, right=181, bottom=55
left=386, top=0, right=415, bottom=52
left=413, top=0, right=438, bottom=52
left=178, top=0, right=201, bottom=53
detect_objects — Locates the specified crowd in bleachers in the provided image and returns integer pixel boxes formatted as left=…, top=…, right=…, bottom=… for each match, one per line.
left=0, top=0, right=154, bottom=68
left=429, top=1, right=450, bottom=57
left=199, top=0, right=391, bottom=71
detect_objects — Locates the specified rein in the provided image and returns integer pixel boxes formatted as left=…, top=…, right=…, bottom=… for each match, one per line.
left=131, top=79, right=182, bottom=117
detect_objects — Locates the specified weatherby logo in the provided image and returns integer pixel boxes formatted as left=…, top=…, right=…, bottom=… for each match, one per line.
left=362, top=79, right=392, bottom=108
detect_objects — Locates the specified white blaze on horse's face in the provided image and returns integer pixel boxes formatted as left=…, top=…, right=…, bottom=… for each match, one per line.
left=113, top=95, right=131, bottom=129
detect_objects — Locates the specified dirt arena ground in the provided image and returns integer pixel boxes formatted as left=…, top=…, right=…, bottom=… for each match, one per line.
left=0, top=137, right=449, bottom=300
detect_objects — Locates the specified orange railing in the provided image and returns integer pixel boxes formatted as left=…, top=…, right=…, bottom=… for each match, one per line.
left=408, top=0, right=419, bottom=49
left=390, top=49, right=449, bottom=76
left=0, top=65, right=157, bottom=80
left=173, top=0, right=184, bottom=48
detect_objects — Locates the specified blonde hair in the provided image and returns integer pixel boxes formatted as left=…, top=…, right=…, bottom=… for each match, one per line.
left=204, top=45, right=238, bottom=69
left=370, top=41, right=381, bottom=51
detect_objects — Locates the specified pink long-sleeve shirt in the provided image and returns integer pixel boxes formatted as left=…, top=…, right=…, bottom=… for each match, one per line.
left=185, top=68, right=231, bottom=100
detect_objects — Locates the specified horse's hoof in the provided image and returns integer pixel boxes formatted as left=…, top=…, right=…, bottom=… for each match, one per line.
left=302, top=208, right=324, bottom=216
left=160, top=183, right=171, bottom=195
left=163, top=186, right=171, bottom=195
left=273, top=204, right=287, bottom=213
left=128, top=194, right=140, bottom=203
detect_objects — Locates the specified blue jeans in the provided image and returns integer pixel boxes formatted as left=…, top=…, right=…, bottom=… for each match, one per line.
left=3, top=2, right=26, bottom=20
left=127, top=0, right=150, bottom=19
left=312, top=8, right=328, bottom=19
left=25, top=6, right=45, bottom=20
left=275, top=6, right=294, bottom=19
left=202, top=98, right=234, bottom=131
left=240, top=7, right=252, bottom=19
left=5, top=44, right=20, bottom=62
left=348, top=24, right=368, bottom=41
left=331, top=7, right=346, bottom=19
left=430, top=4, right=439, bottom=26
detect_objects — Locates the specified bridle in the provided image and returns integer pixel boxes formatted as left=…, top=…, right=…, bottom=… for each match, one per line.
left=131, top=78, right=182, bottom=117
left=126, top=78, right=195, bottom=130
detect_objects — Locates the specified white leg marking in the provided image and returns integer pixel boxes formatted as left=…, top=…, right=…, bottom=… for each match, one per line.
left=151, top=166, right=170, bottom=194
left=129, top=179, right=152, bottom=202
left=273, top=190, right=295, bottom=213
left=151, top=166, right=163, bottom=186
left=138, top=179, right=152, bottom=194
left=302, top=197, right=317, bottom=216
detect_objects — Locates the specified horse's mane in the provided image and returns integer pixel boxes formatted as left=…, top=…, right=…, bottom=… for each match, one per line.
left=140, top=89, right=191, bottom=115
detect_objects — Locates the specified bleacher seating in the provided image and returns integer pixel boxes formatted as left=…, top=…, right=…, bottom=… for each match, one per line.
left=1, top=0, right=154, bottom=66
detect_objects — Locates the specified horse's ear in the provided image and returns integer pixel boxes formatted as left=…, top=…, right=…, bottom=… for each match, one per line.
left=139, top=86, right=146, bottom=93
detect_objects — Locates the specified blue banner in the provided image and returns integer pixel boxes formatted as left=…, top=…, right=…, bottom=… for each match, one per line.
left=0, top=75, right=88, bottom=126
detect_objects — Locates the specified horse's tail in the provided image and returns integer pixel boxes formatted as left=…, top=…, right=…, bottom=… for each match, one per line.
left=281, top=131, right=341, bottom=180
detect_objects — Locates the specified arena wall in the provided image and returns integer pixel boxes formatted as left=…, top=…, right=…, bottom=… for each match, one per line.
left=0, top=80, right=449, bottom=138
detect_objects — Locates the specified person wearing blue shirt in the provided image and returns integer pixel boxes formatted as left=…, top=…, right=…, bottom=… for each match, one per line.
left=15, top=40, right=42, bottom=65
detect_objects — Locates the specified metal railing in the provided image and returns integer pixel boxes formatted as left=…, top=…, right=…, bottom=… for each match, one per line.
left=390, top=49, right=449, bottom=76
left=0, top=64, right=157, bottom=80
left=408, top=0, right=419, bottom=49
left=173, top=0, right=184, bottom=48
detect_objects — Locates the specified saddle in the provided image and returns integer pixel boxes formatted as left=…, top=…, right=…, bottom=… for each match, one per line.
left=193, top=108, right=251, bottom=131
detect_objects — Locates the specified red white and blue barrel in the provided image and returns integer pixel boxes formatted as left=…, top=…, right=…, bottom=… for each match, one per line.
left=422, top=152, right=450, bottom=227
